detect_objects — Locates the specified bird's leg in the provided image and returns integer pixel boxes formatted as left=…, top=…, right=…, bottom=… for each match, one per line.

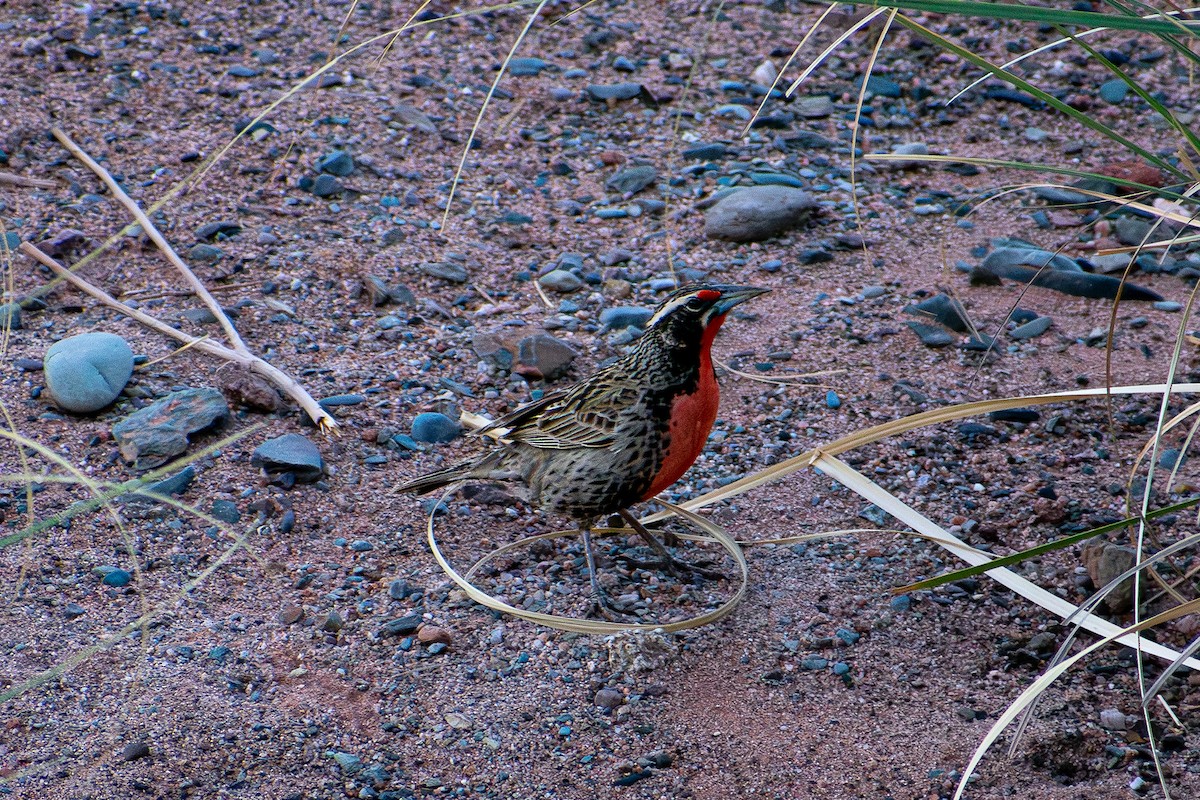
left=616, top=509, right=723, bottom=580
left=580, top=523, right=629, bottom=621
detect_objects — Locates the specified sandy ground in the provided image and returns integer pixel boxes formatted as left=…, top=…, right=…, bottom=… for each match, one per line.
left=2, top=1, right=1200, bottom=798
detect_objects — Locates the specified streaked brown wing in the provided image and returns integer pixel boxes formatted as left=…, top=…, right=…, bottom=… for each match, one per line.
left=481, top=377, right=640, bottom=450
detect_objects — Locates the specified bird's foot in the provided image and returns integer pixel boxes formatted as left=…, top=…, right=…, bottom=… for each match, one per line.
left=586, top=592, right=637, bottom=622
left=616, top=551, right=724, bottom=582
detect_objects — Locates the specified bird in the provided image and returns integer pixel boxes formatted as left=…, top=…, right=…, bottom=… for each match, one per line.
left=397, top=283, right=769, bottom=616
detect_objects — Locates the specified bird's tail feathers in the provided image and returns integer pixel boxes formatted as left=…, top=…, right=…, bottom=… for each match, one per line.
left=395, top=451, right=506, bottom=495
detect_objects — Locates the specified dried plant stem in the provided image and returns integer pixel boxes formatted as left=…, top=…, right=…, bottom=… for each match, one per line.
left=50, top=127, right=251, bottom=357
left=21, top=243, right=337, bottom=431
left=0, top=171, right=56, bottom=189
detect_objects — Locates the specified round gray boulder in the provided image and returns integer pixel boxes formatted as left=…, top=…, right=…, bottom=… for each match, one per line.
left=44, top=332, right=134, bottom=413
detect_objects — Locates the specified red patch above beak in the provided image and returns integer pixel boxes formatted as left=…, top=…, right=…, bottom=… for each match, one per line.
left=695, top=289, right=722, bottom=302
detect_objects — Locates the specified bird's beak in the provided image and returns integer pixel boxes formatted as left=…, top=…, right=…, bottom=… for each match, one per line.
left=712, top=285, right=770, bottom=315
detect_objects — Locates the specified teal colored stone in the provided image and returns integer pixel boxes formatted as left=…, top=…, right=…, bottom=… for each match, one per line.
left=44, top=332, right=134, bottom=413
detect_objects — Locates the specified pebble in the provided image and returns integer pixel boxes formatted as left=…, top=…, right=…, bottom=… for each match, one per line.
left=825, top=390, right=841, bottom=409
left=606, top=165, right=657, bottom=195
left=682, top=143, right=727, bottom=161
left=1113, top=215, right=1152, bottom=246
left=594, top=688, right=625, bottom=709
left=906, top=321, right=954, bottom=347
left=1099, top=708, right=1129, bottom=730
left=419, top=261, right=469, bottom=283
left=586, top=82, right=645, bottom=102
left=516, top=333, right=577, bottom=381
left=279, top=604, right=305, bottom=625
left=210, top=500, right=241, bottom=524
left=890, top=594, right=912, bottom=612
left=121, top=741, right=151, bottom=762
left=44, top=332, right=135, bottom=413
left=417, top=625, right=453, bottom=645
left=330, top=751, right=362, bottom=774
left=410, top=412, right=462, bottom=443
left=378, top=614, right=423, bottom=637
left=508, top=57, right=552, bottom=76
left=100, top=567, right=132, bottom=587
left=1098, top=79, right=1128, bottom=103
left=983, top=246, right=1081, bottom=273
left=1009, top=316, right=1053, bottom=339
left=195, top=221, right=241, bottom=241
left=904, top=293, right=971, bottom=333
left=538, top=269, right=582, bottom=293
left=112, top=387, right=230, bottom=470
left=0, top=303, right=20, bottom=330
left=983, top=263, right=1162, bottom=302
left=315, top=150, right=354, bottom=176
left=1154, top=301, right=1182, bottom=312
left=1081, top=541, right=1137, bottom=611
left=251, top=433, right=326, bottom=483
left=600, top=306, right=653, bottom=330
left=311, top=174, right=342, bottom=197
left=705, top=186, right=819, bottom=242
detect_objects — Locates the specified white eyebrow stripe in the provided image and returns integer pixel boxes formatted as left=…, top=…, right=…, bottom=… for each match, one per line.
left=644, top=293, right=696, bottom=329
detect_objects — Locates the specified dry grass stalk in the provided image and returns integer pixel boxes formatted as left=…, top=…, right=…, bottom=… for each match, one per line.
left=0, top=171, right=56, bottom=189
left=20, top=243, right=337, bottom=431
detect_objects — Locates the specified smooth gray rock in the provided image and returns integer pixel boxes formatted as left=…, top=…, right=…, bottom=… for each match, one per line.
left=705, top=186, right=818, bottom=242
left=538, top=269, right=583, bottom=293
left=981, top=263, right=1163, bottom=301
left=1009, top=316, right=1053, bottom=339
left=983, top=246, right=1082, bottom=273
left=44, top=332, right=134, bottom=413
left=904, top=294, right=971, bottom=333
left=517, top=333, right=577, bottom=381
left=605, top=165, right=657, bottom=196
left=251, top=433, right=325, bottom=482
left=410, top=413, right=462, bottom=444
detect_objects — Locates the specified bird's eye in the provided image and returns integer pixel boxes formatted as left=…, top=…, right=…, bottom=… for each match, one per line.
left=686, top=297, right=706, bottom=309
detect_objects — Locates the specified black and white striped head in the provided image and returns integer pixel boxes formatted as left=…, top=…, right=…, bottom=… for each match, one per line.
left=645, top=284, right=769, bottom=332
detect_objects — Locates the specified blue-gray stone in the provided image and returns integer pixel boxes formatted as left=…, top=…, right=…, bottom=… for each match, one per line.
left=44, top=332, right=135, bottom=413
left=594, top=207, right=628, bottom=219
left=100, top=567, right=132, bottom=587
left=517, top=333, right=577, bottom=381
left=211, top=499, right=241, bottom=524
left=890, top=594, right=911, bottom=612
left=1009, top=316, right=1053, bottom=339
left=143, top=466, right=196, bottom=498
left=600, top=306, right=654, bottom=331
left=508, top=57, right=552, bottom=76
left=705, top=185, right=818, bottom=242
left=0, top=302, right=21, bottom=330
left=112, top=388, right=229, bottom=470
left=682, top=143, right=727, bottom=161
left=907, top=319, right=955, bottom=347
left=750, top=172, right=806, bottom=188
left=350, top=539, right=373, bottom=552
left=411, top=412, right=461, bottom=443
left=316, top=149, right=354, bottom=176
left=1154, top=301, right=1182, bottom=312
left=857, top=75, right=902, bottom=98
left=983, top=247, right=1082, bottom=273
left=419, top=261, right=469, bottom=283
left=1098, top=79, right=1128, bottom=104
left=251, top=433, right=325, bottom=482
left=585, top=82, right=644, bottom=101
left=311, top=174, right=342, bottom=197
left=605, top=165, right=657, bottom=195
left=904, top=293, right=971, bottom=333
left=825, top=390, right=841, bottom=409
left=612, top=55, right=637, bottom=72
left=538, top=269, right=583, bottom=293
left=187, top=243, right=224, bottom=262
left=330, top=751, right=362, bottom=775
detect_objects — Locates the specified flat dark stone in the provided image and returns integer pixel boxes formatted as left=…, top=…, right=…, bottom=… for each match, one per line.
left=985, top=263, right=1163, bottom=301
left=112, top=388, right=230, bottom=470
